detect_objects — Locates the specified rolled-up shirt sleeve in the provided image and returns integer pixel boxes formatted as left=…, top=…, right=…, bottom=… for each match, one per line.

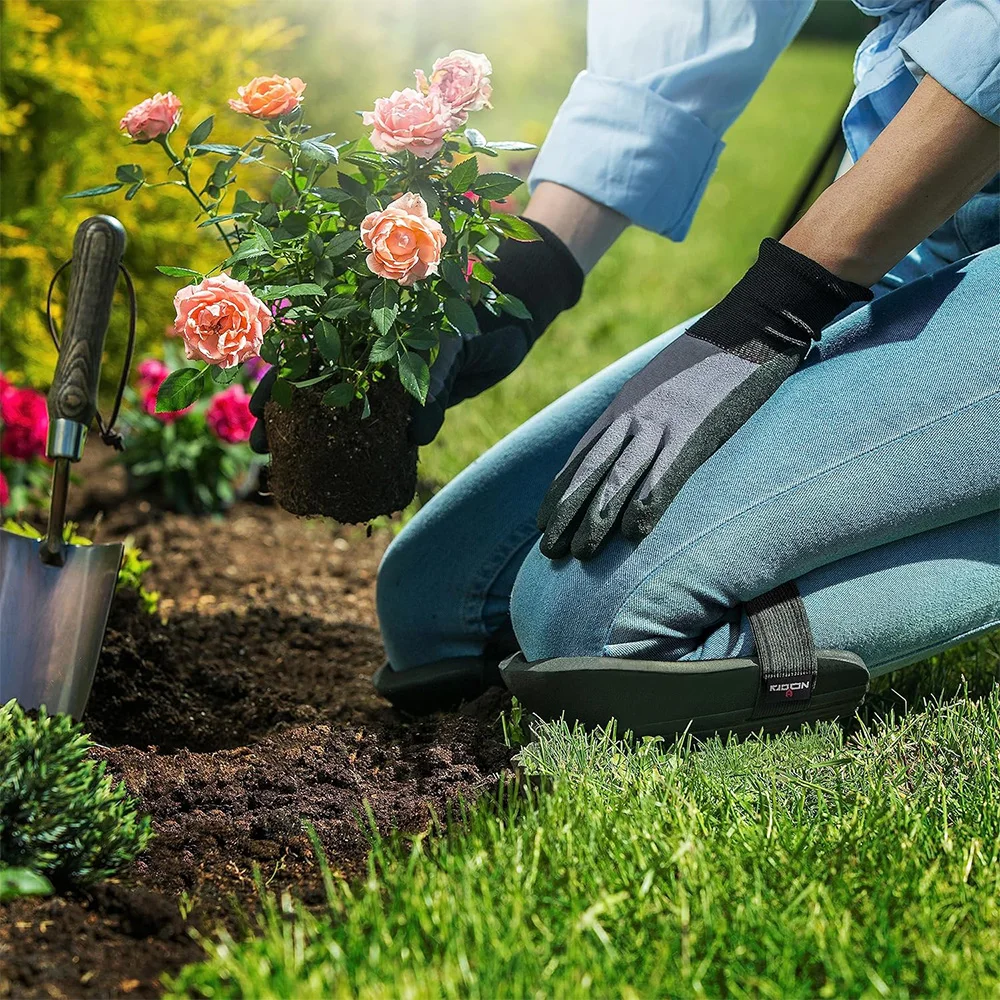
left=528, top=0, right=815, bottom=239
left=899, top=0, right=1000, bottom=124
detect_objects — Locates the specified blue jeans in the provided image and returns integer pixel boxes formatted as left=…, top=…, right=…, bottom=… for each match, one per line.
left=378, top=248, right=1000, bottom=679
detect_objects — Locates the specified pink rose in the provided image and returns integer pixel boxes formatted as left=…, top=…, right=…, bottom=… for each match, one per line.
left=206, top=385, right=255, bottom=444
left=360, top=192, right=446, bottom=286
left=0, top=384, right=48, bottom=460
left=173, top=274, right=272, bottom=369
left=228, top=75, right=306, bottom=119
left=119, top=92, right=182, bottom=142
left=362, top=88, right=456, bottom=160
left=416, top=50, right=492, bottom=120
left=0, top=470, right=8, bottom=509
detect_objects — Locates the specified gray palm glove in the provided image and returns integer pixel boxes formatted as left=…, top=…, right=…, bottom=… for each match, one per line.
left=537, top=238, right=872, bottom=560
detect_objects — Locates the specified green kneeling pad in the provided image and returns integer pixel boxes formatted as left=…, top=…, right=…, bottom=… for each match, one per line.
left=373, top=580, right=870, bottom=737
left=499, top=649, right=869, bottom=741
left=501, top=580, right=869, bottom=740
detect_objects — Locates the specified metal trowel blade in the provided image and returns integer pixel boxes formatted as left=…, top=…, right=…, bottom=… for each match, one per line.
left=0, top=529, right=123, bottom=718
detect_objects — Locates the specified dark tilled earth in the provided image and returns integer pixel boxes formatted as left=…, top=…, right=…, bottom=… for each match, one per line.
left=1, top=457, right=512, bottom=999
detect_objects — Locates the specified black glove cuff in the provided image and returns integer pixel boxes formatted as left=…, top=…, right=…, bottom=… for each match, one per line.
left=691, top=237, right=873, bottom=363
left=484, top=218, right=584, bottom=340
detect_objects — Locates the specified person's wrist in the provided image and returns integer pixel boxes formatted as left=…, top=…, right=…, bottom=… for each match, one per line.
left=689, top=238, right=873, bottom=362
left=523, top=181, right=628, bottom=273
left=780, top=204, right=877, bottom=287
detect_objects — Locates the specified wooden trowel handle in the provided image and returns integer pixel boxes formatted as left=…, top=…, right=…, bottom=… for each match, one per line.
left=47, top=215, right=126, bottom=457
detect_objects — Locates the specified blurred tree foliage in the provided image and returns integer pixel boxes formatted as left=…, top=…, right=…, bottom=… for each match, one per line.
left=0, top=0, right=300, bottom=392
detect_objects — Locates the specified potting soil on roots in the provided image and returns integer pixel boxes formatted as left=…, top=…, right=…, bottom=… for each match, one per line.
left=0, top=458, right=512, bottom=999
left=264, top=377, right=418, bottom=523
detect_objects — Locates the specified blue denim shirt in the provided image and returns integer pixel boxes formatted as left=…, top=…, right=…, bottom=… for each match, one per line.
left=529, top=0, right=1000, bottom=280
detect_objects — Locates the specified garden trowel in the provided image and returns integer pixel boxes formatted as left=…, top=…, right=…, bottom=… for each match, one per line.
left=0, top=216, right=127, bottom=718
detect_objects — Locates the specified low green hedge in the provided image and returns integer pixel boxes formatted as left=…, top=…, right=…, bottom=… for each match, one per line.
left=0, top=700, right=152, bottom=892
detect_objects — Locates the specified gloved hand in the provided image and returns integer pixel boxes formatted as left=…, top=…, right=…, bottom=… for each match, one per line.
left=248, top=219, right=583, bottom=453
left=537, top=238, right=872, bottom=560
left=409, top=218, right=583, bottom=444
left=248, top=365, right=277, bottom=455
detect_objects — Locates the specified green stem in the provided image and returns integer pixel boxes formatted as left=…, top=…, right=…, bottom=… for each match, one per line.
left=158, top=136, right=236, bottom=253
left=289, top=157, right=299, bottom=208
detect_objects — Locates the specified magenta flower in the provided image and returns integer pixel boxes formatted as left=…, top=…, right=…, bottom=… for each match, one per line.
left=206, top=384, right=255, bottom=444
left=243, top=356, right=272, bottom=381
left=0, top=380, right=48, bottom=460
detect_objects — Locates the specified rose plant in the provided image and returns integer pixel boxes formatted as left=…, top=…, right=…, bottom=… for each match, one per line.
left=118, top=344, right=264, bottom=514
left=67, top=52, right=536, bottom=520
left=0, top=372, right=50, bottom=517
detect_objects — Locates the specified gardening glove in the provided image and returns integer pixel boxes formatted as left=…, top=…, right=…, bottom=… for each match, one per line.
left=248, top=366, right=278, bottom=454
left=537, top=238, right=873, bottom=560
left=408, top=219, right=583, bottom=445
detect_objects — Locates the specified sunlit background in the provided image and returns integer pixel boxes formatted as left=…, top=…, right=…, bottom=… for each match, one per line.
left=1, top=0, right=869, bottom=482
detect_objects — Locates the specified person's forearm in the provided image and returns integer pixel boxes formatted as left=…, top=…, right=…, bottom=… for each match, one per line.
left=782, top=74, right=999, bottom=287
left=523, top=181, right=629, bottom=274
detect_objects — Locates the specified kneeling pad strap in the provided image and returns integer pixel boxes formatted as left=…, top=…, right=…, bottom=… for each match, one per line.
left=747, top=581, right=818, bottom=718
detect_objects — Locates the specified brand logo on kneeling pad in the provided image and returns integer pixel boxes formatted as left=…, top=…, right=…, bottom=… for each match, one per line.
left=762, top=673, right=814, bottom=703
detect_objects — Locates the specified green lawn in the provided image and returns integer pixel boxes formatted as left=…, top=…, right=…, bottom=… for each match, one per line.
left=167, top=38, right=1000, bottom=997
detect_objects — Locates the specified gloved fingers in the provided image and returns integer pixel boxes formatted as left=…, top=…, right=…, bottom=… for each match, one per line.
left=448, top=322, right=530, bottom=406
left=536, top=449, right=584, bottom=535
left=248, top=366, right=277, bottom=418
left=620, top=365, right=789, bottom=540
left=622, top=410, right=710, bottom=540
left=408, top=396, right=447, bottom=446
left=569, top=427, right=662, bottom=560
left=620, top=447, right=687, bottom=541
left=429, top=333, right=464, bottom=395
left=538, top=422, right=631, bottom=560
left=249, top=419, right=270, bottom=456
left=248, top=367, right=278, bottom=455
left=536, top=412, right=629, bottom=531
left=407, top=335, right=463, bottom=445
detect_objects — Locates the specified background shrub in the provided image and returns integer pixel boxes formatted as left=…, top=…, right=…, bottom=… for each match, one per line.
left=0, top=0, right=300, bottom=391
left=0, top=700, right=152, bottom=888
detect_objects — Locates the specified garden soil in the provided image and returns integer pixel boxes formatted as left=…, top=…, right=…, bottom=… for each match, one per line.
left=1, top=456, right=512, bottom=999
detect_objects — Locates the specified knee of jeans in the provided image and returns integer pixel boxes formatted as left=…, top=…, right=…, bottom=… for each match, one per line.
left=509, top=545, right=617, bottom=659
left=375, top=529, right=428, bottom=660
left=509, top=541, right=707, bottom=661
left=510, top=540, right=728, bottom=663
